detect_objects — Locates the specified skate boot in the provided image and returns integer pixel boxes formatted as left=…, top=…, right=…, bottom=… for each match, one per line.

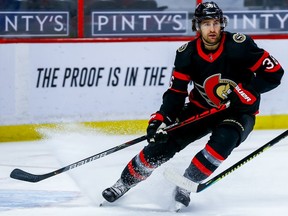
left=102, top=179, right=131, bottom=202
left=174, top=186, right=191, bottom=211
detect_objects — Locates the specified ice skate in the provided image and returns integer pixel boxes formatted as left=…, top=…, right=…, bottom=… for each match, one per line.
left=174, top=186, right=191, bottom=212
left=102, top=179, right=131, bottom=202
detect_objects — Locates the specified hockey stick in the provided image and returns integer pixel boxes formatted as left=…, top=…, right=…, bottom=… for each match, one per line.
left=164, top=129, right=288, bottom=193
left=10, top=102, right=229, bottom=183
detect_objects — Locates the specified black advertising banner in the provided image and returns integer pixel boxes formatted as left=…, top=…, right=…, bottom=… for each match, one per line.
left=91, top=10, right=288, bottom=36
left=0, top=10, right=287, bottom=37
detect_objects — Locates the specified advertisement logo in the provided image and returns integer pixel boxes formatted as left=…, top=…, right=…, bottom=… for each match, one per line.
left=224, top=10, right=288, bottom=34
left=92, top=11, right=188, bottom=36
left=0, top=11, right=69, bottom=37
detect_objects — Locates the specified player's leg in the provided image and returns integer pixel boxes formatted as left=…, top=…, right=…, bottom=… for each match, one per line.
left=102, top=113, right=213, bottom=203
left=174, top=114, right=255, bottom=208
left=101, top=138, right=182, bottom=202
left=102, top=104, right=226, bottom=203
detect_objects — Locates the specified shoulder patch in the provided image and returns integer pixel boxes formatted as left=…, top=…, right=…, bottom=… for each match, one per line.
left=232, top=33, right=246, bottom=43
left=177, top=43, right=188, bottom=52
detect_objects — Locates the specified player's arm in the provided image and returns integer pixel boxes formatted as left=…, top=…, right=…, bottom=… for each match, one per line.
left=246, top=37, right=284, bottom=93
left=146, top=69, right=190, bottom=144
left=146, top=44, right=192, bottom=143
left=159, top=69, right=190, bottom=120
left=159, top=43, right=192, bottom=120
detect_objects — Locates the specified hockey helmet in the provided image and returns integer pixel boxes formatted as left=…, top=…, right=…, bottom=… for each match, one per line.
left=192, top=1, right=227, bottom=31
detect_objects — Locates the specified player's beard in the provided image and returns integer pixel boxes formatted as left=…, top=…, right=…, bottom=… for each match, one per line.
left=201, top=32, right=222, bottom=49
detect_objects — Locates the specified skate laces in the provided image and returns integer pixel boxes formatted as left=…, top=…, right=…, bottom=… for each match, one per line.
left=176, top=186, right=191, bottom=197
left=110, top=179, right=129, bottom=195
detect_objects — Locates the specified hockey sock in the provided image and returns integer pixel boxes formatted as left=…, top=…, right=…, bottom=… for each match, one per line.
left=121, top=150, right=158, bottom=187
left=184, top=126, right=239, bottom=183
left=184, top=143, right=226, bottom=183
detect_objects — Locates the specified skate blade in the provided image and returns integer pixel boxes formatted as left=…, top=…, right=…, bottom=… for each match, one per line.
left=99, top=199, right=108, bottom=207
left=174, top=201, right=186, bottom=212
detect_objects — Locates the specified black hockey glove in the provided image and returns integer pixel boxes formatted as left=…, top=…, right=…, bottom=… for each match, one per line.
left=227, top=83, right=260, bottom=114
left=146, top=112, right=172, bottom=144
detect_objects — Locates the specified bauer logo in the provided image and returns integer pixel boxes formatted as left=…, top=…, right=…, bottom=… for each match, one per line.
left=0, top=12, right=69, bottom=37
left=91, top=11, right=188, bottom=36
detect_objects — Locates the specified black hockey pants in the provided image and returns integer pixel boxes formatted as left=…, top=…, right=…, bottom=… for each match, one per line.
left=120, top=104, right=255, bottom=187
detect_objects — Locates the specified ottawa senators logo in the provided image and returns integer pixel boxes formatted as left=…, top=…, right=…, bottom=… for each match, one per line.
left=233, top=33, right=246, bottom=43
left=195, top=74, right=236, bottom=107
left=177, top=43, right=188, bottom=52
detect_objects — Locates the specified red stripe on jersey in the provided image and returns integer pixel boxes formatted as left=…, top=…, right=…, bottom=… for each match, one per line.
left=197, top=33, right=226, bottom=63
left=265, top=63, right=281, bottom=73
left=169, top=88, right=188, bottom=94
left=139, top=150, right=155, bottom=169
left=127, top=160, right=146, bottom=180
left=249, top=50, right=282, bottom=73
left=192, top=157, right=212, bottom=176
left=205, top=144, right=225, bottom=161
left=173, top=70, right=191, bottom=81
left=249, top=51, right=269, bottom=72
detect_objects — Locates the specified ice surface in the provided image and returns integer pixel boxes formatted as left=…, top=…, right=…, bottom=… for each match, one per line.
left=0, top=127, right=287, bottom=216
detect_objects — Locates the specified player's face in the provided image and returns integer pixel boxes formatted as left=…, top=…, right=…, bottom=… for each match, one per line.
left=199, top=19, right=222, bottom=47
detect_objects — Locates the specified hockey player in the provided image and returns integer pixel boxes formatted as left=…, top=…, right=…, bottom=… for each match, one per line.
left=102, top=1, right=284, bottom=209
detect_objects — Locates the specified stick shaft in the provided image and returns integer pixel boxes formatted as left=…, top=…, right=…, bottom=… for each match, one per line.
left=10, top=135, right=147, bottom=182
left=164, top=130, right=288, bottom=193
left=10, top=103, right=229, bottom=183
left=197, top=129, right=288, bottom=192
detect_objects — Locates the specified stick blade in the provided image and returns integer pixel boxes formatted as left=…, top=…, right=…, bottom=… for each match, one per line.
left=10, top=168, right=42, bottom=183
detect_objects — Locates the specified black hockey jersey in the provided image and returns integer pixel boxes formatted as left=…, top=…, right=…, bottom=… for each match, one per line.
left=160, top=31, right=284, bottom=120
